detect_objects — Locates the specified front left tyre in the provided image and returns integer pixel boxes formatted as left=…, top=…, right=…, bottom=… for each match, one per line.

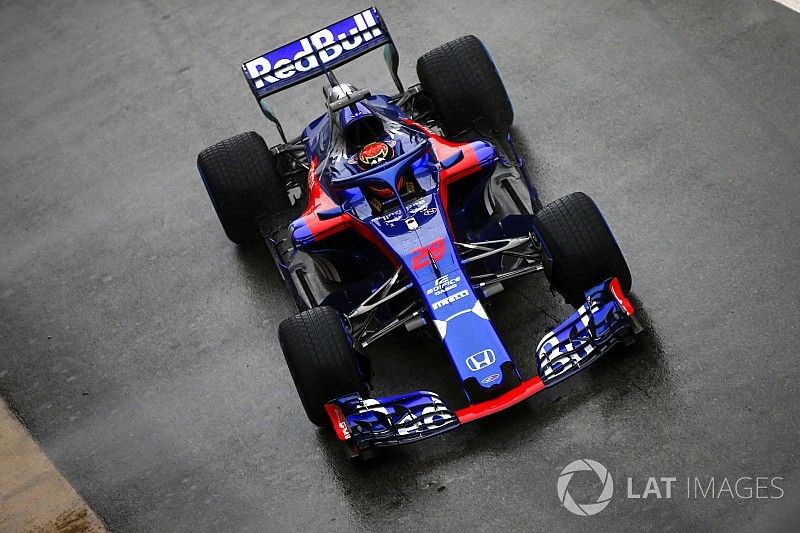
left=197, top=131, right=290, bottom=245
left=278, top=306, right=369, bottom=427
left=533, top=192, right=632, bottom=307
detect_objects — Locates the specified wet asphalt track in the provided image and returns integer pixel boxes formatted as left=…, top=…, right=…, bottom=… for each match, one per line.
left=2, top=0, right=800, bottom=531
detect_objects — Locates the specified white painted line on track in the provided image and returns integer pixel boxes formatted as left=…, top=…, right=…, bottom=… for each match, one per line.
left=773, top=0, right=800, bottom=13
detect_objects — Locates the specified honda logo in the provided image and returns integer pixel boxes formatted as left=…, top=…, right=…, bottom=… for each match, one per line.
left=466, top=349, right=496, bottom=372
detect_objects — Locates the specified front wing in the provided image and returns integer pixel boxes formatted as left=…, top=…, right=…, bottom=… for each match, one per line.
left=324, top=278, right=642, bottom=458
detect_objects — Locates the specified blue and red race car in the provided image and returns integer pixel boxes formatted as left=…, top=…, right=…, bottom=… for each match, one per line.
left=197, top=8, right=642, bottom=458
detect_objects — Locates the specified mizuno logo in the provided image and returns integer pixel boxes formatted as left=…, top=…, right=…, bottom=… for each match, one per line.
left=481, top=373, right=501, bottom=384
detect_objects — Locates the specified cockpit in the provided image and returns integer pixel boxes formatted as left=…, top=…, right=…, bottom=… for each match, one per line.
left=314, top=84, right=436, bottom=218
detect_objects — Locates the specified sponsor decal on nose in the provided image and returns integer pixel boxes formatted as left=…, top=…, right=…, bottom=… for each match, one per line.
left=466, top=349, right=496, bottom=371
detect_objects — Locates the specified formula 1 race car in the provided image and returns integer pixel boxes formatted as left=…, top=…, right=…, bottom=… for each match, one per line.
left=197, top=8, right=642, bottom=458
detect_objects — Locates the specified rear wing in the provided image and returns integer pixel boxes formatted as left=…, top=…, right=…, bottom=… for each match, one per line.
left=242, top=7, right=402, bottom=102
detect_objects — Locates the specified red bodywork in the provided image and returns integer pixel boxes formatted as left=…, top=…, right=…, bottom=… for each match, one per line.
left=296, top=121, right=483, bottom=264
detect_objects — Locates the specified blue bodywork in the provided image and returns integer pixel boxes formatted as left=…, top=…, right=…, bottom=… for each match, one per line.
left=238, top=8, right=642, bottom=457
left=328, top=279, right=639, bottom=456
left=299, top=115, right=519, bottom=397
left=297, top=114, right=640, bottom=455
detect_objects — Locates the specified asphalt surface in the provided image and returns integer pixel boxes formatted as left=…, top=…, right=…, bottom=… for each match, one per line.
left=2, top=0, right=799, bottom=531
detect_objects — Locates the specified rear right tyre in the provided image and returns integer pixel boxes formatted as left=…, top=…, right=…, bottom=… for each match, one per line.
left=197, top=131, right=291, bottom=245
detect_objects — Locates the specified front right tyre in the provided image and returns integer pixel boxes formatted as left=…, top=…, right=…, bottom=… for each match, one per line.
left=278, top=306, right=369, bottom=427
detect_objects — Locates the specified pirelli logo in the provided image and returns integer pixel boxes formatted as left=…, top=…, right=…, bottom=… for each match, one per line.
left=431, top=290, right=469, bottom=310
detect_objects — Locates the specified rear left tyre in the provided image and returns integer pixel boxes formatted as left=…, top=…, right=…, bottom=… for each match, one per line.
left=417, top=35, right=513, bottom=136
